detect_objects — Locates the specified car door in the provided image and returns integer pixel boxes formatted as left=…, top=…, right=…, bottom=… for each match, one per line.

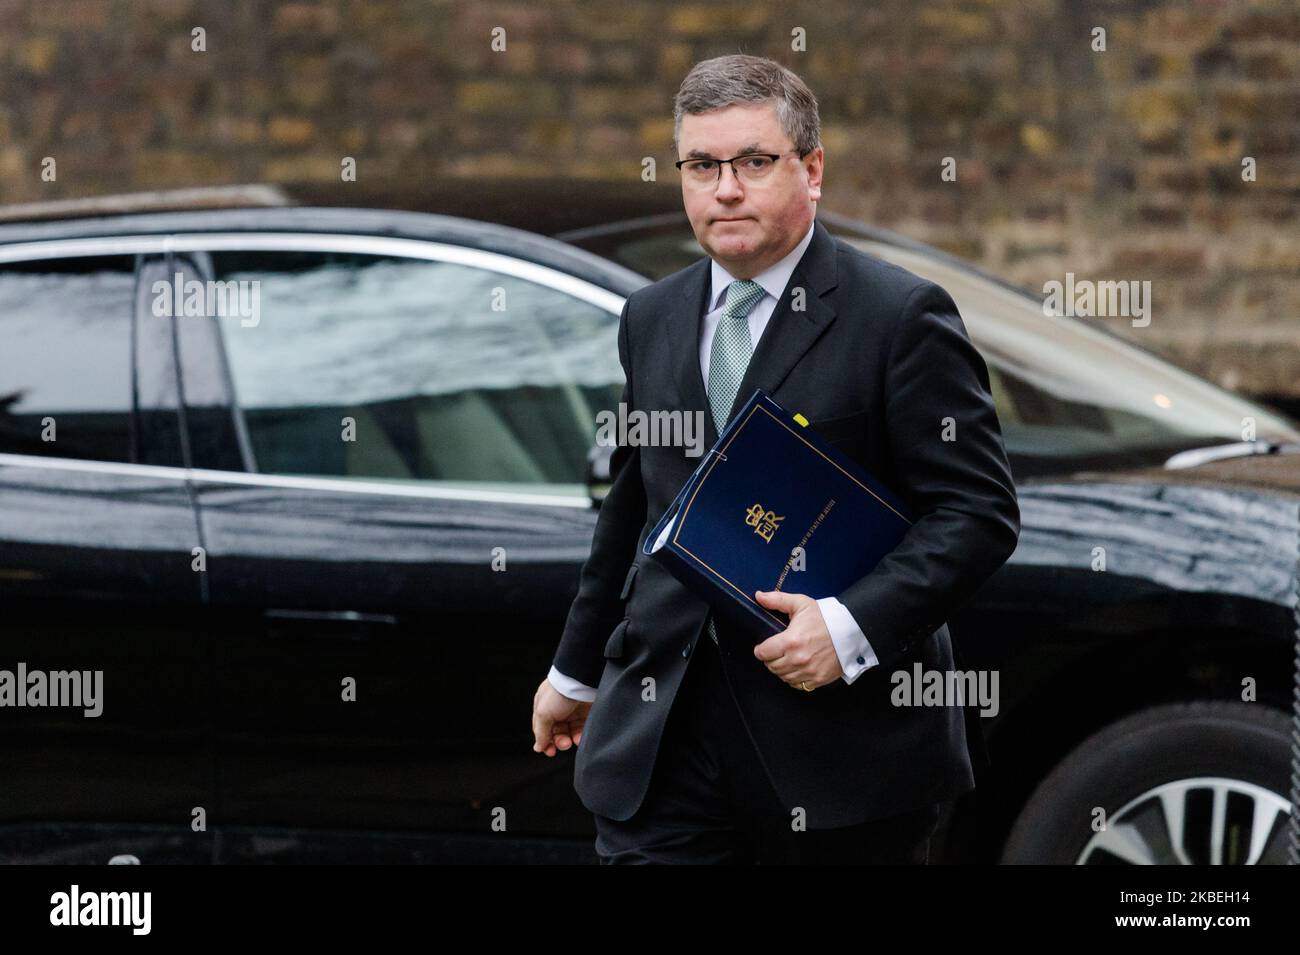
left=168, top=234, right=626, bottom=862
left=0, top=246, right=212, bottom=864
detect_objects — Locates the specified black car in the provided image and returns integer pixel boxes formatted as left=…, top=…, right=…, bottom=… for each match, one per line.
left=1, top=196, right=1296, bottom=864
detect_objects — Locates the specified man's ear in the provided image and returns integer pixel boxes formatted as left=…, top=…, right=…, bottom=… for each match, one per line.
left=804, top=149, right=824, bottom=201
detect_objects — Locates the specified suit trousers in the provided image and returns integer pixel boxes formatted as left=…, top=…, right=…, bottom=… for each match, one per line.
left=592, top=625, right=941, bottom=864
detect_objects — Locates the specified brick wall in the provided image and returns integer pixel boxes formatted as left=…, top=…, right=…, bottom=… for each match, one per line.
left=1, top=0, right=1296, bottom=398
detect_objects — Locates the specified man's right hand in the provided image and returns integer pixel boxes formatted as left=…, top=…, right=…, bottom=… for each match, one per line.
left=532, top=678, right=593, bottom=757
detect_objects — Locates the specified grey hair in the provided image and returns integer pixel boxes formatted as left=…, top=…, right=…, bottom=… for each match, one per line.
left=672, top=54, right=822, bottom=157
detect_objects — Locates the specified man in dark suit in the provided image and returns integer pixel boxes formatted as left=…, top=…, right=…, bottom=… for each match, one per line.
left=531, top=53, right=1019, bottom=864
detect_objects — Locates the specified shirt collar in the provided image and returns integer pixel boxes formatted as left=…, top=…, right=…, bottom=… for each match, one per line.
left=708, top=218, right=817, bottom=312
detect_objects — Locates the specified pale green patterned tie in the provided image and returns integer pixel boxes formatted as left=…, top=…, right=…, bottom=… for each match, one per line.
left=704, top=278, right=765, bottom=644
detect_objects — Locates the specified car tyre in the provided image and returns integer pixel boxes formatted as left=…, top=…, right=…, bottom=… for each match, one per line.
left=1001, top=701, right=1293, bottom=864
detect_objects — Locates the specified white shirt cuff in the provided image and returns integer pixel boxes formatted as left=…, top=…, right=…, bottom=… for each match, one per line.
left=816, top=596, right=879, bottom=685
left=548, top=665, right=598, bottom=702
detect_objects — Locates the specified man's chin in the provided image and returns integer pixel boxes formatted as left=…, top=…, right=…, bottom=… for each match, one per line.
left=708, top=235, right=759, bottom=259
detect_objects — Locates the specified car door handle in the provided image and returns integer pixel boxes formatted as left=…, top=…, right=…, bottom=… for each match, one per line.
left=262, top=609, right=399, bottom=641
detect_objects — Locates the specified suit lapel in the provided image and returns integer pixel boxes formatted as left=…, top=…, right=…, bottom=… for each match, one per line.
left=670, top=256, right=717, bottom=444
left=670, top=218, right=841, bottom=448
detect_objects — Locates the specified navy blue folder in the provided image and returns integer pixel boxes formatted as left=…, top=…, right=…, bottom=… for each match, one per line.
left=643, top=388, right=914, bottom=640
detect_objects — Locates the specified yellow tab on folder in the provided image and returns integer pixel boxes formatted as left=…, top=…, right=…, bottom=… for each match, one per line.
left=793, top=413, right=809, bottom=427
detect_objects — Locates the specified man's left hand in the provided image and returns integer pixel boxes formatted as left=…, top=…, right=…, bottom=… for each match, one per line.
left=751, top=591, right=844, bottom=690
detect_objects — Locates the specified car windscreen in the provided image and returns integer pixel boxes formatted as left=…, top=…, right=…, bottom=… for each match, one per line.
left=843, top=239, right=1300, bottom=468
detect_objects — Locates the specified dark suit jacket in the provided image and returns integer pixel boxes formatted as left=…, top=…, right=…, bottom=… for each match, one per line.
left=552, top=217, right=1020, bottom=828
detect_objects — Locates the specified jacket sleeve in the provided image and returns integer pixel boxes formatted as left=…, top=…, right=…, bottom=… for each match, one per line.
left=836, top=281, right=1020, bottom=674
left=549, top=297, right=648, bottom=688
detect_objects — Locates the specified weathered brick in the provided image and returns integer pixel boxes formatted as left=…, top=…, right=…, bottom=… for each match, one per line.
left=916, top=8, right=995, bottom=42
left=526, top=118, right=576, bottom=150
left=639, top=118, right=676, bottom=154
left=267, top=116, right=317, bottom=146
left=27, top=0, right=112, bottom=30
left=19, top=36, right=58, bottom=74
left=550, top=42, right=594, bottom=76
left=1243, top=50, right=1293, bottom=81
left=1224, top=238, right=1300, bottom=274
left=1137, top=202, right=1187, bottom=227
left=274, top=2, right=342, bottom=35
left=1223, top=10, right=1300, bottom=42
left=567, top=5, right=661, bottom=41
left=658, top=43, right=694, bottom=80
left=456, top=80, right=561, bottom=116
left=581, top=123, right=636, bottom=154
left=131, top=148, right=237, bottom=184
left=1108, top=243, right=1207, bottom=273
left=668, top=5, right=769, bottom=37
left=1019, top=124, right=1058, bottom=157
left=1123, top=87, right=1194, bottom=140
left=496, top=41, right=540, bottom=74
left=260, top=154, right=349, bottom=182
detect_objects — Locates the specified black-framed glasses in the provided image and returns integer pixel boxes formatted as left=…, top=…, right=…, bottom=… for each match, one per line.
left=674, top=150, right=805, bottom=185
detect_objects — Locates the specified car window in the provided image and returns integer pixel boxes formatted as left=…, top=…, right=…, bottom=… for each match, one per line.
left=841, top=239, right=1300, bottom=465
left=209, top=249, right=623, bottom=494
left=566, top=224, right=703, bottom=280
left=0, top=255, right=137, bottom=463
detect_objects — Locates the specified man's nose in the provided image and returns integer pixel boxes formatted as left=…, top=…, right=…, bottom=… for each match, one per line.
left=713, top=163, right=744, bottom=198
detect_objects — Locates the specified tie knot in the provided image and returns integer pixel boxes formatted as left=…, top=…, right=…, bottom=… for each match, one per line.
left=723, top=279, right=765, bottom=319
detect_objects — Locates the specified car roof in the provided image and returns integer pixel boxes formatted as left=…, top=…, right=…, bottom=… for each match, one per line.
left=283, top=178, right=688, bottom=236
left=0, top=203, right=650, bottom=298
left=0, top=181, right=1028, bottom=301
left=0, top=179, right=687, bottom=235
left=0, top=184, right=294, bottom=224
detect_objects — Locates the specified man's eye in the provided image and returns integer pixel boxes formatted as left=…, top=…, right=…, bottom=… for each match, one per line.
left=741, top=157, right=771, bottom=169
left=694, top=160, right=717, bottom=170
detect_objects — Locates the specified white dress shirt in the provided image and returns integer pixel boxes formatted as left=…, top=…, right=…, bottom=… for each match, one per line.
left=548, top=219, right=880, bottom=703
